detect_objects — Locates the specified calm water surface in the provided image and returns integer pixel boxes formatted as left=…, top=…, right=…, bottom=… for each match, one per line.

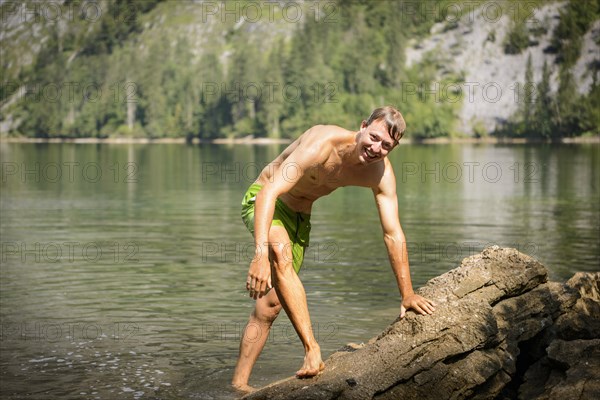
left=1, top=142, right=598, bottom=399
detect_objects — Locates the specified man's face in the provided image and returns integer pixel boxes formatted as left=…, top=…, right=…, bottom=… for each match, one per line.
left=357, top=118, right=397, bottom=164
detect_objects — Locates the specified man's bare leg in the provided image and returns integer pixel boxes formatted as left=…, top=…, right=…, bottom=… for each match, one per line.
left=232, top=288, right=282, bottom=392
left=269, top=227, right=324, bottom=378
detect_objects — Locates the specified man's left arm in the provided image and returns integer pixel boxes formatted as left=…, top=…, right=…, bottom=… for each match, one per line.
left=373, top=160, right=436, bottom=318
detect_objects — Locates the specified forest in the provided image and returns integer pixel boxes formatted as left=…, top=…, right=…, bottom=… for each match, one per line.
left=1, top=0, right=598, bottom=140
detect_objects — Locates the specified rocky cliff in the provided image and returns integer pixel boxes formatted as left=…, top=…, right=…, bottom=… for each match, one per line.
left=406, top=2, right=600, bottom=135
left=243, top=247, right=599, bottom=400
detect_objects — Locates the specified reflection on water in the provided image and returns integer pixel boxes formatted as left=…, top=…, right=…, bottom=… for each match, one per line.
left=1, top=142, right=598, bottom=399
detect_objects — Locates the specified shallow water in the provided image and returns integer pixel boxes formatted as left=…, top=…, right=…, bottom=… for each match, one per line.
left=1, top=142, right=598, bottom=399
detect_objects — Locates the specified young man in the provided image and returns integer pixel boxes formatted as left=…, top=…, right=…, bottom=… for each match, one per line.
left=232, top=106, right=436, bottom=392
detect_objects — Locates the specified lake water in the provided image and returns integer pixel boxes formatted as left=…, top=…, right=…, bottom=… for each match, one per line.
left=1, top=142, right=598, bottom=399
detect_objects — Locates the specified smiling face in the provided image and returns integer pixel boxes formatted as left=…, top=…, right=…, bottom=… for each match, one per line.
left=356, top=118, right=398, bottom=164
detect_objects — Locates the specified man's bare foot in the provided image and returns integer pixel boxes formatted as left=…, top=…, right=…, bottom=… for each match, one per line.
left=296, top=347, right=325, bottom=378
left=232, top=382, right=256, bottom=393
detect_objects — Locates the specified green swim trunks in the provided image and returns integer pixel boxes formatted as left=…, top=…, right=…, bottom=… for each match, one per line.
left=241, top=183, right=311, bottom=273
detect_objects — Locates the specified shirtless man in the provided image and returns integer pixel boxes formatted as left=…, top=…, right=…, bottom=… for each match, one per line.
left=232, top=106, right=436, bottom=392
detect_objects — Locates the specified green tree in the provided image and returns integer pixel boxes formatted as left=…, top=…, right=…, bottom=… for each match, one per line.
left=554, top=67, right=580, bottom=138
left=260, top=40, right=286, bottom=138
left=19, top=25, right=66, bottom=137
left=381, top=23, right=406, bottom=89
left=579, top=71, right=600, bottom=134
left=340, top=14, right=377, bottom=94
left=198, top=50, right=228, bottom=139
left=226, top=38, right=262, bottom=137
left=504, top=19, right=530, bottom=54
left=552, top=0, right=599, bottom=66
left=523, top=53, right=535, bottom=127
left=533, top=61, right=553, bottom=139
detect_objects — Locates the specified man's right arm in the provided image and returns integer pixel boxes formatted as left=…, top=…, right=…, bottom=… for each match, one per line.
left=247, top=130, right=323, bottom=299
left=247, top=184, right=284, bottom=298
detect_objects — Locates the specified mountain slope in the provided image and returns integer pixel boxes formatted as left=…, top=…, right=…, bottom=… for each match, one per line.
left=406, top=1, right=599, bottom=134
left=1, top=0, right=598, bottom=139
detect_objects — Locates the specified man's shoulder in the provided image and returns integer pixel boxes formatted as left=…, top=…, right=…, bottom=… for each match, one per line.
left=287, top=125, right=350, bottom=165
left=301, top=124, right=353, bottom=146
left=308, top=124, right=352, bottom=136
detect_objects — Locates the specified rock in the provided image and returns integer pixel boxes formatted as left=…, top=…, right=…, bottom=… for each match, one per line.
left=518, top=272, right=600, bottom=400
left=242, top=247, right=600, bottom=400
left=520, top=339, right=600, bottom=400
left=554, top=272, right=600, bottom=340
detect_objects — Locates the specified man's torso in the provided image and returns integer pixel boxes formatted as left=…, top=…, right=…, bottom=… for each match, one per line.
left=255, top=125, right=388, bottom=213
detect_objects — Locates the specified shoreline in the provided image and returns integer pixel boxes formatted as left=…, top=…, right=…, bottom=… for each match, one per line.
left=0, top=136, right=292, bottom=145
left=1, top=135, right=598, bottom=145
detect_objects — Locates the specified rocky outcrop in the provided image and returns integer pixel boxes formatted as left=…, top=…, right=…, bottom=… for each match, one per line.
left=405, top=2, right=600, bottom=135
left=518, top=272, right=600, bottom=400
left=243, top=247, right=599, bottom=400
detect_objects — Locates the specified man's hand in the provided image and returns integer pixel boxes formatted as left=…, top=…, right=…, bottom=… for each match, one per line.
left=400, top=293, right=436, bottom=318
left=246, top=245, right=272, bottom=300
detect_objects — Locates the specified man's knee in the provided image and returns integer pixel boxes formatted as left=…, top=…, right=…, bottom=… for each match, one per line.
left=265, top=302, right=282, bottom=323
left=254, top=302, right=282, bottom=324
left=270, top=242, right=293, bottom=273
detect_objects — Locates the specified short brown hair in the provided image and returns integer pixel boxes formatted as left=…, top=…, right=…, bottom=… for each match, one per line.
left=365, top=106, right=406, bottom=142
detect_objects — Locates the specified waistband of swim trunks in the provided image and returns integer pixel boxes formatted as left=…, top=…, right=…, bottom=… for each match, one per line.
left=248, top=183, right=311, bottom=219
